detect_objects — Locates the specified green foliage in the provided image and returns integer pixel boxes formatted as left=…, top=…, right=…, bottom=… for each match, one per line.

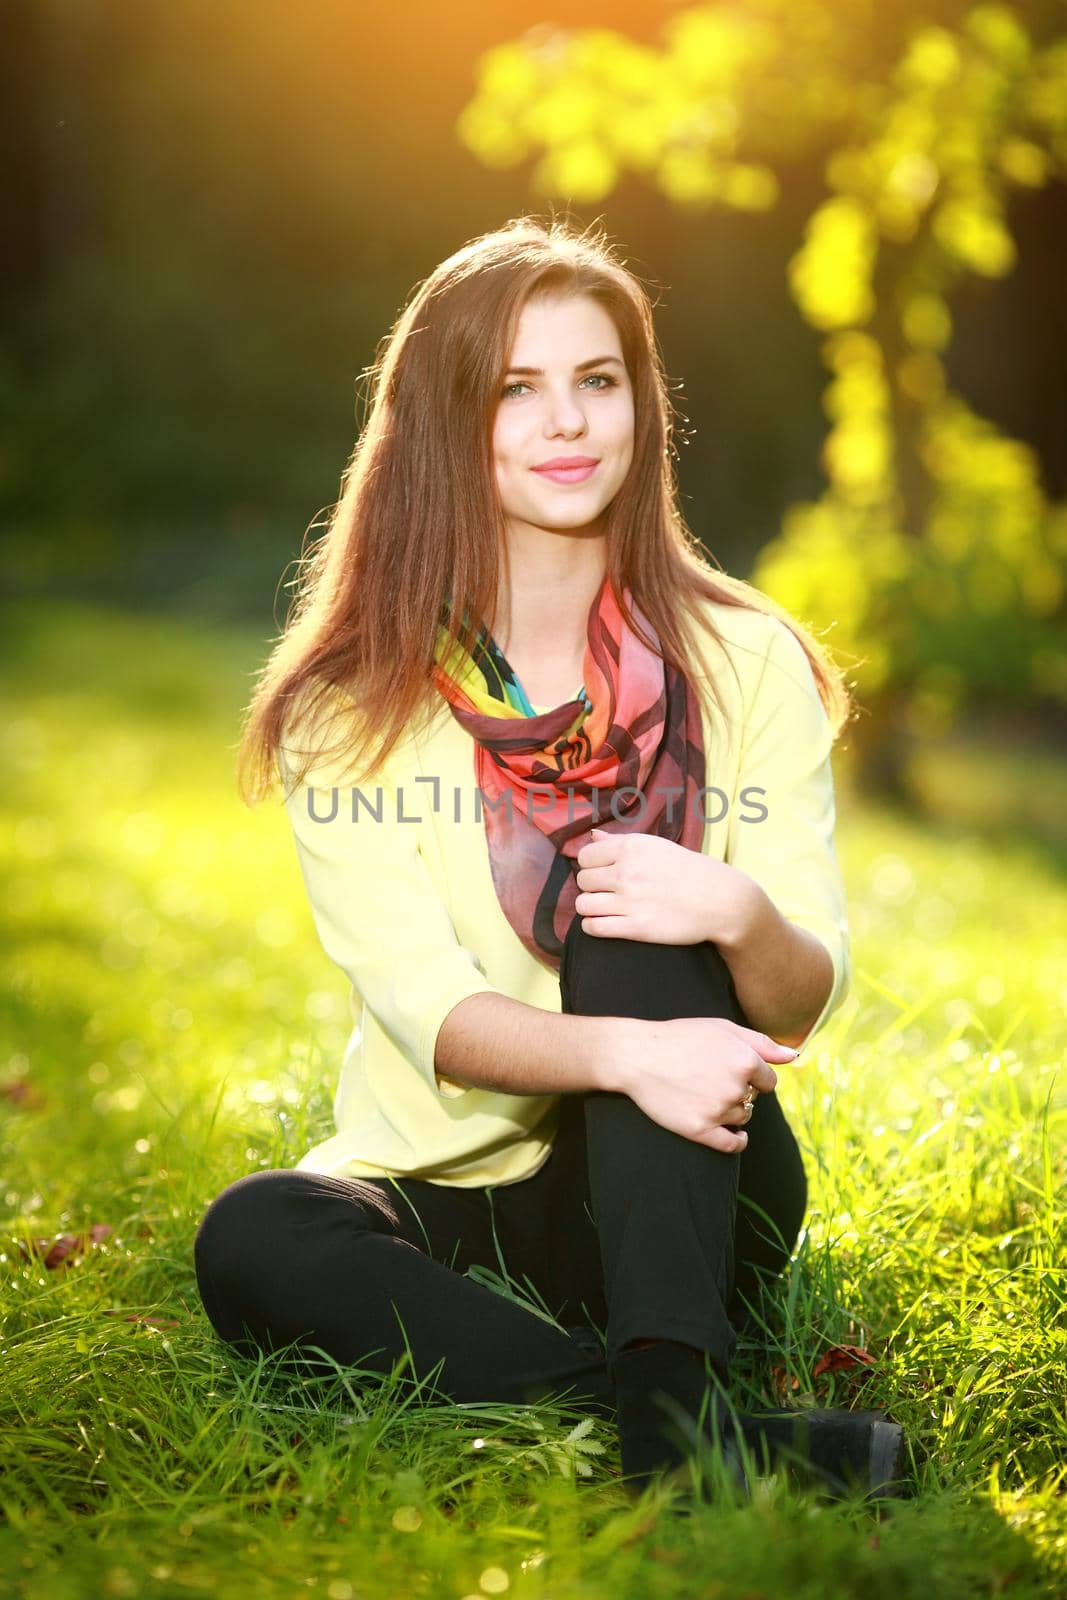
left=458, top=2, right=1067, bottom=722
left=1, top=602, right=1066, bottom=1594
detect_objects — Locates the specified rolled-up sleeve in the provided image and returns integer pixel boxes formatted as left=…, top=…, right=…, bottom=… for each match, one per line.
left=725, top=617, right=851, bottom=1044
left=278, top=724, right=503, bottom=1098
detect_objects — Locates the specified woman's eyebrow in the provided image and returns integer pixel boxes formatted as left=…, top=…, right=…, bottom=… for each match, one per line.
left=504, top=355, right=626, bottom=376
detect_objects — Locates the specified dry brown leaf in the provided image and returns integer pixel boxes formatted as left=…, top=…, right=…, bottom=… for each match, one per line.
left=1, top=1079, right=45, bottom=1110
left=812, top=1344, right=877, bottom=1379
left=16, top=1223, right=113, bottom=1269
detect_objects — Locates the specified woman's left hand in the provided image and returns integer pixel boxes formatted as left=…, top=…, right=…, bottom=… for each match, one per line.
left=574, top=828, right=753, bottom=947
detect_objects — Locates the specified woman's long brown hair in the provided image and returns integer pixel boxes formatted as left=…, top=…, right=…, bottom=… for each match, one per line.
left=237, top=214, right=854, bottom=804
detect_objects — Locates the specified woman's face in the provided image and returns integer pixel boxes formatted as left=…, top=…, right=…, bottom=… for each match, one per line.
left=491, top=292, right=635, bottom=540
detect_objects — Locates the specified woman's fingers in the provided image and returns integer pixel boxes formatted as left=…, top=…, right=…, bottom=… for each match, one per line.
left=750, top=1060, right=778, bottom=1094
left=724, top=1096, right=756, bottom=1129
left=725, top=1021, right=801, bottom=1064
left=703, top=1124, right=749, bottom=1155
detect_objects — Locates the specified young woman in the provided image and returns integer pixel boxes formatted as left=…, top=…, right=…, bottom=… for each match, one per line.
left=194, top=217, right=906, bottom=1498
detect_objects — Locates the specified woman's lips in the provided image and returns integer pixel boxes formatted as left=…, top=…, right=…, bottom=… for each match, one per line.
left=531, top=462, right=599, bottom=485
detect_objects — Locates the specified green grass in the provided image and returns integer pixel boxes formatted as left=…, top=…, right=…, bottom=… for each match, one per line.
left=1, top=597, right=1065, bottom=1599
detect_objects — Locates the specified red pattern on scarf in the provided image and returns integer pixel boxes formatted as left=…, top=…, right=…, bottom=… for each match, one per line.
left=431, top=576, right=707, bottom=969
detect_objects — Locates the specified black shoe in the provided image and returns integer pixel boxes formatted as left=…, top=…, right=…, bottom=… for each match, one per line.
left=727, top=1405, right=908, bottom=1500
left=612, top=1342, right=907, bottom=1500
left=801, top=1407, right=907, bottom=1499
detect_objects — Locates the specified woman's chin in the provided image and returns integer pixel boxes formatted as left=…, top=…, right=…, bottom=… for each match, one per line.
left=508, top=502, right=614, bottom=537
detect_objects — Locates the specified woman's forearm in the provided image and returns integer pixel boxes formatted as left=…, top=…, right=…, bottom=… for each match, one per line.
left=435, top=992, right=636, bottom=1097
left=715, top=874, right=834, bottom=1048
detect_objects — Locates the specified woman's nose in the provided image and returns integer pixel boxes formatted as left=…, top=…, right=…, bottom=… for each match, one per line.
left=543, top=390, right=587, bottom=435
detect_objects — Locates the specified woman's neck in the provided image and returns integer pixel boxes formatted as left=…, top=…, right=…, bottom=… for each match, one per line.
left=494, top=528, right=606, bottom=665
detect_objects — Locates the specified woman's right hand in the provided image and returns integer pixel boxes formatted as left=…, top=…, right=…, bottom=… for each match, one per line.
left=607, top=1016, right=800, bottom=1154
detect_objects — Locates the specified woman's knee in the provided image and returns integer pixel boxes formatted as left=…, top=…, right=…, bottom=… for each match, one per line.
left=193, top=1169, right=418, bottom=1362
left=562, top=915, right=747, bottom=1025
left=194, top=1168, right=403, bottom=1313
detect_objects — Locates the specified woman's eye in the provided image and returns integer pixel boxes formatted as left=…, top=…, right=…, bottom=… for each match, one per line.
left=500, top=373, right=618, bottom=399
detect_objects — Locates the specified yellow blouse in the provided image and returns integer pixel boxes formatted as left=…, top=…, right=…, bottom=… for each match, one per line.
left=277, top=597, right=850, bottom=1188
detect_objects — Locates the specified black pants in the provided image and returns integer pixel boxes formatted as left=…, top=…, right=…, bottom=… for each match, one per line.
left=194, top=917, right=808, bottom=1416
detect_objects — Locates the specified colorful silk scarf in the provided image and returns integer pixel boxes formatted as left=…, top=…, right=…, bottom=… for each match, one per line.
left=430, top=575, right=707, bottom=970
